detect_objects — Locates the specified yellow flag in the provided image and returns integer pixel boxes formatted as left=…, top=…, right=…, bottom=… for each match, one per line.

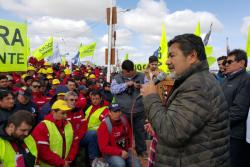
left=124, top=53, right=129, bottom=60
left=205, top=45, right=213, bottom=56
left=158, top=23, right=169, bottom=73
left=0, top=19, right=28, bottom=72
left=32, top=37, right=53, bottom=61
left=207, top=56, right=216, bottom=67
left=246, top=26, right=250, bottom=57
left=62, top=56, right=66, bottom=66
left=79, top=42, right=96, bottom=58
left=194, top=22, right=201, bottom=37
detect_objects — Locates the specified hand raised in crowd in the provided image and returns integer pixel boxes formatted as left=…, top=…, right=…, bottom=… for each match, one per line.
left=121, top=150, right=128, bottom=159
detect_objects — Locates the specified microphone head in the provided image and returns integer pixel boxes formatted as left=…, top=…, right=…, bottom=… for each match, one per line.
left=154, top=72, right=167, bottom=84
left=157, top=72, right=167, bottom=81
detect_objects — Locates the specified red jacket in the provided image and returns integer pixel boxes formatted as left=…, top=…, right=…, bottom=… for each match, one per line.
left=97, top=115, right=132, bottom=156
left=75, top=93, right=87, bottom=110
left=32, top=92, right=47, bottom=111
left=32, top=113, right=78, bottom=166
left=66, top=108, right=87, bottom=141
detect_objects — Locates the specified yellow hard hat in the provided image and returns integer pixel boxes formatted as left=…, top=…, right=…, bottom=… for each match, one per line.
left=52, top=79, right=60, bottom=85
left=64, top=68, right=71, bottom=75
left=46, top=67, right=53, bottom=74
left=21, top=74, right=27, bottom=79
left=44, top=62, right=51, bottom=66
left=51, top=100, right=71, bottom=111
left=38, top=68, right=47, bottom=74
left=89, top=74, right=96, bottom=79
left=46, top=75, right=53, bottom=79
left=27, top=66, right=35, bottom=71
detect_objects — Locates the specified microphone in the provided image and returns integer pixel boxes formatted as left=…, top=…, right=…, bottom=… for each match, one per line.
left=136, top=72, right=167, bottom=100
left=153, top=72, right=167, bottom=85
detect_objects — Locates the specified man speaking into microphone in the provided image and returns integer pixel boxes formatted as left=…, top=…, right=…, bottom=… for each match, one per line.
left=141, top=34, right=229, bottom=167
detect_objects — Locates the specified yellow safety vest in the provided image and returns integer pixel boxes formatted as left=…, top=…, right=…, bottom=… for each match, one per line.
left=40, top=120, right=73, bottom=167
left=85, top=105, right=107, bottom=130
left=0, top=135, right=37, bottom=167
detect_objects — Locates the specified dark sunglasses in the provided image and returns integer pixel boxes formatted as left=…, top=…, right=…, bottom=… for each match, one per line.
left=69, top=99, right=77, bottom=101
left=32, top=85, right=41, bottom=88
left=225, top=60, right=236, bottom=65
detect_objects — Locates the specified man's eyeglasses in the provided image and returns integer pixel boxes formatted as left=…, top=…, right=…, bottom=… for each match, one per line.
left=32, top=85, right=41, bottom=88
left=225, top=60, right=236, bottom=65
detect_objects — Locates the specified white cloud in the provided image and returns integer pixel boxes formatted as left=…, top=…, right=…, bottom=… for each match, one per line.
left=28, top=16, right=94, bottom=54
left=241, top=16, right=250, bottom=35
left=100, top=28, right=132, bottom=46
left=120, top=0, right=223, bottom=46
left=0, top=0, right=110, bottom=21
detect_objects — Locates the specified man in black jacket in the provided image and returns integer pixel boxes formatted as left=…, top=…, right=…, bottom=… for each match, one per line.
left=222, top=49, right=250, bottom=167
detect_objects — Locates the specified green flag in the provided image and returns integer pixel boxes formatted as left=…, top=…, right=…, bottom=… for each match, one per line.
left=79, top=42, right=96, bottom=58
left=246, top=26, right=250, bottom=57
left=32, top=37, right=53, bottom=61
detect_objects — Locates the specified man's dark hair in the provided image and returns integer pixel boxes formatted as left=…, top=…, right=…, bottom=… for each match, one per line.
left=24, top=76, right=33, bottom=83
left=67, top=79, right=75, bottom=84
left=149, top=56, right=158, bottom=63
left=7, top=110, right=34, bottom=127
left=122, top=60, right=134, bottom=72
left=90, top=90, right=102, bottom=98
left=0, top=90, right=14, bottom=100
left=0, top=75, right=8, bottom=81
left=168, top=34, right=207, bottom=61
left=217, top=56, right=227, bottom=61
left=228, top=49, right=248, bottom=67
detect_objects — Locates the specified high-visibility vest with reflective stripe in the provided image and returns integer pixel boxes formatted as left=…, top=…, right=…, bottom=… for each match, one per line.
left=40, top=120, right=73, bottom=167
left=0, top=135, right=37, bottom=167
left=85, top=105, right=107, bottom=130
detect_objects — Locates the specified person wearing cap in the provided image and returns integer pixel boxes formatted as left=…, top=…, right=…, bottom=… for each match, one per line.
left=48, top=79, right=61, bottom=97
left=13, top=87, right=38, bottom=123
left=27, top=66, right=36, bottom=77
left=38, top=85, right=68, bottom=122
left=97, top=103, right=141, bottom=167
left=32, top=100, right=78, bottom=167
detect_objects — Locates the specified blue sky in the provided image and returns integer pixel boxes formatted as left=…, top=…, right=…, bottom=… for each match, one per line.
left=0, top=0, right=250, bottom=69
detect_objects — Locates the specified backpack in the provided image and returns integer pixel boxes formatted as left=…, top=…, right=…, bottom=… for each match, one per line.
left=104, top=116, right=127, bottom=134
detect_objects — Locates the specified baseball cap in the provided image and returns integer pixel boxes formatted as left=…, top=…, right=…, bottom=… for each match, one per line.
left=51, top=100, right=71, bottom=111
left=78, top=85, right=88, bottom=91
left=109, top=103, right=121, bottom=112
left=55, top=85, right=68, bottom=96
left=19, top=87, right=32, bottom=99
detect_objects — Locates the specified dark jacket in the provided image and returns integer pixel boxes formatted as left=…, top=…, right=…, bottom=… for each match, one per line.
left=0, top=107, right=15, bottom=125
left=112, top=72, right=145, bottom=114
left=222, top=69, right=250, bottom=139
left=143, top=61, right=230, bottom=167
left=13, top=100, right=37, bottom=114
